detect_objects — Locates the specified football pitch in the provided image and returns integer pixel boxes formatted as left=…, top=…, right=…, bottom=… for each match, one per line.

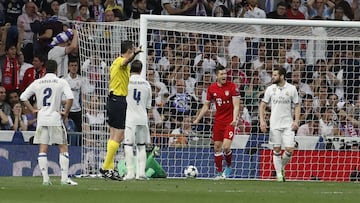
left=0, top=177, right=359, bottom=203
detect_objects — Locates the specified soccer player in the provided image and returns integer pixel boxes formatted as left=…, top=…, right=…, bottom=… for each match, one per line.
left=20, top=60, right=77, bottom=186
left=99, top=40, right=142, bottom=180
left=259, top=67, right=300, bottom=182
left=123, top=60, right=152, bottom=180
left=193, top=65, right=240, bottom=179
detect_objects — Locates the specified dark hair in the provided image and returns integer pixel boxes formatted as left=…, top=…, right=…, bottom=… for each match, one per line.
left=215, top=65, right=226, bottom=74
left=45, top=60, right=57, bottom=73
left=121, top=40, right=134, bottom=54
left=33, top=54, right=46, bottom=63
left=68, top=57, right=78, bottom=65
left=273, top=67, right=287, bottom=78
left=130, top=60, right=142, bottom=73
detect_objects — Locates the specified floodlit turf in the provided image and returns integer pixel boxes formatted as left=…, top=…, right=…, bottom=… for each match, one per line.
left=0, top=177, right=359, bottom=203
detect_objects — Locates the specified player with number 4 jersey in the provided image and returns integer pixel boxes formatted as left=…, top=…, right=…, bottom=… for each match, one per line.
left=123, top=60, right=152, bottom=180
left=193, top=65, right=240, bottom=179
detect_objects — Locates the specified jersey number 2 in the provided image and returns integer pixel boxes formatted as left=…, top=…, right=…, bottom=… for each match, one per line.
left=43, top=88, right=52, bottom=106
left=133, top=89, right=141, bottom=105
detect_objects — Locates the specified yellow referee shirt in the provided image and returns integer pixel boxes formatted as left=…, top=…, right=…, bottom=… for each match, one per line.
left=109, top=56, right=130, bottom=96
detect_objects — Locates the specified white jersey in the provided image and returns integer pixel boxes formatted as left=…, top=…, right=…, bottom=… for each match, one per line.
left=126, top=74, right=152, bottom=125
left=64, top=74, right=86, bottom=112
left=262, top=82, right=299, bottom=130
left=20, top=73, right=74, bottom=126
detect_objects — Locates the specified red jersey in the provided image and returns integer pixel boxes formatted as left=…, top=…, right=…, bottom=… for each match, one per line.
left=286, top=9, right=305, bottom=20
left=20, top=67, right=46, bottom=92
left=206, top=81, right=240, bottom=124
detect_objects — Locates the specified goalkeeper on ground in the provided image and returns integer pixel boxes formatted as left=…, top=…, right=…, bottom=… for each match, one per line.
left=117, top=145, right=167, bottom=178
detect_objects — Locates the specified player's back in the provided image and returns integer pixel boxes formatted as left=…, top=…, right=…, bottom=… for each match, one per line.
left=21, top=73, right=74, bottom=127
left=126, top=75, right=151, bottom=125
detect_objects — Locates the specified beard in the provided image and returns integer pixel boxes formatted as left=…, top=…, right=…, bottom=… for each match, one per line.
left=272, top=78, right=280, bottom=85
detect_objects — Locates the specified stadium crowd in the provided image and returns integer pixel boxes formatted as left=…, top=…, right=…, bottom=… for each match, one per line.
left=0, top=0, right=359, bottom=148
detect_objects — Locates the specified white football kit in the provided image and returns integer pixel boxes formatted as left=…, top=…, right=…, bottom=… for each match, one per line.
left=20, top=73, right=74, bottom=144
left=262, top=82, right=299, bottom=147
left=124, top=74, right=152, bottom=145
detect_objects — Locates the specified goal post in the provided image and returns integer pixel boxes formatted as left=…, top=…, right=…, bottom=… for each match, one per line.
left=77, top=16, right=360, bottom=181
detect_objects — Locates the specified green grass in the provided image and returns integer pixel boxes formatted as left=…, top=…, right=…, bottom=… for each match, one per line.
left=0, top=177, right=359, bottom=203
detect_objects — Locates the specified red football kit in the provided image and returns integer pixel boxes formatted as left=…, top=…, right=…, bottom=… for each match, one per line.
left=206, top=81, right=240, bottom=141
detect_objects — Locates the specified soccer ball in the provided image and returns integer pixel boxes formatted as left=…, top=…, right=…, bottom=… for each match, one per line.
left=184, top=165, right=198, bottom=178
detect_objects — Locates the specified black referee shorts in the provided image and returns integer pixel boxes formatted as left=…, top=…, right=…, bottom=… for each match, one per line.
left=106, top=93, right=127, bottom=129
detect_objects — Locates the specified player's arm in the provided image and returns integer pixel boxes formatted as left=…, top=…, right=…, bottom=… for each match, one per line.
left=20, top=83, right=37, bottom=113
left=62, top=81, right=74, bottom=117
left=231, top=96, right=240, bottom=126
left=259, top=101, right=268, bottom=133
left=193, top=101, right=211, bottom=124
left=122, top=46, right=143, bottom=67
left=292, top=103, right=300, bottom=131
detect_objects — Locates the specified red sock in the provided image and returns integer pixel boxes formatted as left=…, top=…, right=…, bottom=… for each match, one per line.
left=214, top=153, right=223, bottom=173
left=224, top=151, right=232, bottom=167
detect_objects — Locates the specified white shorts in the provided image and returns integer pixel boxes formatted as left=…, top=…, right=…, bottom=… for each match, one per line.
left=124, top=124, right=150, bottom=145
left=269, top=128, right=295, bottom=148
left=34, top=126, right=68, bottom=145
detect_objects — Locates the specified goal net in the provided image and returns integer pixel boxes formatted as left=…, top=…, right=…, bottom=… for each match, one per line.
left=77, top=16, right=360, bottom=181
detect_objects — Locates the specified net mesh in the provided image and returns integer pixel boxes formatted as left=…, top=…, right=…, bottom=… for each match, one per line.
left=77, top=17, right=360, bottom=181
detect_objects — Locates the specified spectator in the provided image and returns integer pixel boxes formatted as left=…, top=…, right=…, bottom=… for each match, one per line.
left=161, top=0, right=198, bottom=15
left=36, top=6, right=64, bottom=55
left=22, top=102, right=37, bottom=131
left=0, top=86, right=11, bottom=116
left=89, top=0, right=105, bottom=22
left=319, top=107, right=340, bottom=136
left=307, top=0, right=335, bottom=19
left=163, top=79, right=199, bottom=129
left=239, top=0, right=266, bottom=18
left=20, top=54, right=46, bottom=92
left=17, top=1, right=41, bottom=63
left=297, top=114, right=319, bottom=136
left=128, top=0, right=154, bottom=19
left=193, top=39, right=226, bottom=81
left=244, top=71, right=265, bottom=117
left=4, top=0, right=24, bottom=25
left=338, top=109, right=359, bottom=137
left=299, top=94, right=316, bottom=125
left=75, top=4, right=89, bottom=21
left=287, top=0, right=306, bottom=19
left=235, top=99, right=251, bottom=135
left=48, top=28, right=78, bottom=78
left=267, top=1, right=288, bottom=18
left=104, top=0, right=123, bottom=12
left=6, top=90, right=20, bottom=107
left=18, top=51, right=33, bottom=83
left=0, top=41, right=21, bottom=92
left=8, top=102, right=27, bottom=131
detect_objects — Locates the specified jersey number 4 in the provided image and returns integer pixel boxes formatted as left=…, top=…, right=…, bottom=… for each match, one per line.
left=43, top=88, right=52, bottom=106
left=133, top=89, right=141, bottom=105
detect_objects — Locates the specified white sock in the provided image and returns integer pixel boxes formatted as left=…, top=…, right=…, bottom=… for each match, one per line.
left=59, top=152, right=69, bottom=182
left=273, top=151, right=282, bottom=177
left=38, top=153, right=49, bottom=182
left=136, top=145, right=147, bottom=178
left=124, top=145, right=135, bottom=178
left=282, top=151, right=292, bottom=168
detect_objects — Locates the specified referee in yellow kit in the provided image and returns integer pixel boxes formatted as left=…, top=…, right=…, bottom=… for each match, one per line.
left=100, top=40, right=142, bottom=180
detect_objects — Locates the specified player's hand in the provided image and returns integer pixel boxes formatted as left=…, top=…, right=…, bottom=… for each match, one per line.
left=134, top=46, right=143, bottom=55
left=260, top=121, right=268, bottom=133
left=230, top=120, right=237, bottom=126
left=60, top=111, right=69, bottom=118
left=291, top=122, right=299, bottom=131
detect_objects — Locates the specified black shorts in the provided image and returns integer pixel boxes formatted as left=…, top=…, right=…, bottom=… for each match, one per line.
left=106, top=94, right=127, bottom=129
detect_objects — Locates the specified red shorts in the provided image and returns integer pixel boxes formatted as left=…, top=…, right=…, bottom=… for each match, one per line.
left=213, top=123, right=235, bottom=142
